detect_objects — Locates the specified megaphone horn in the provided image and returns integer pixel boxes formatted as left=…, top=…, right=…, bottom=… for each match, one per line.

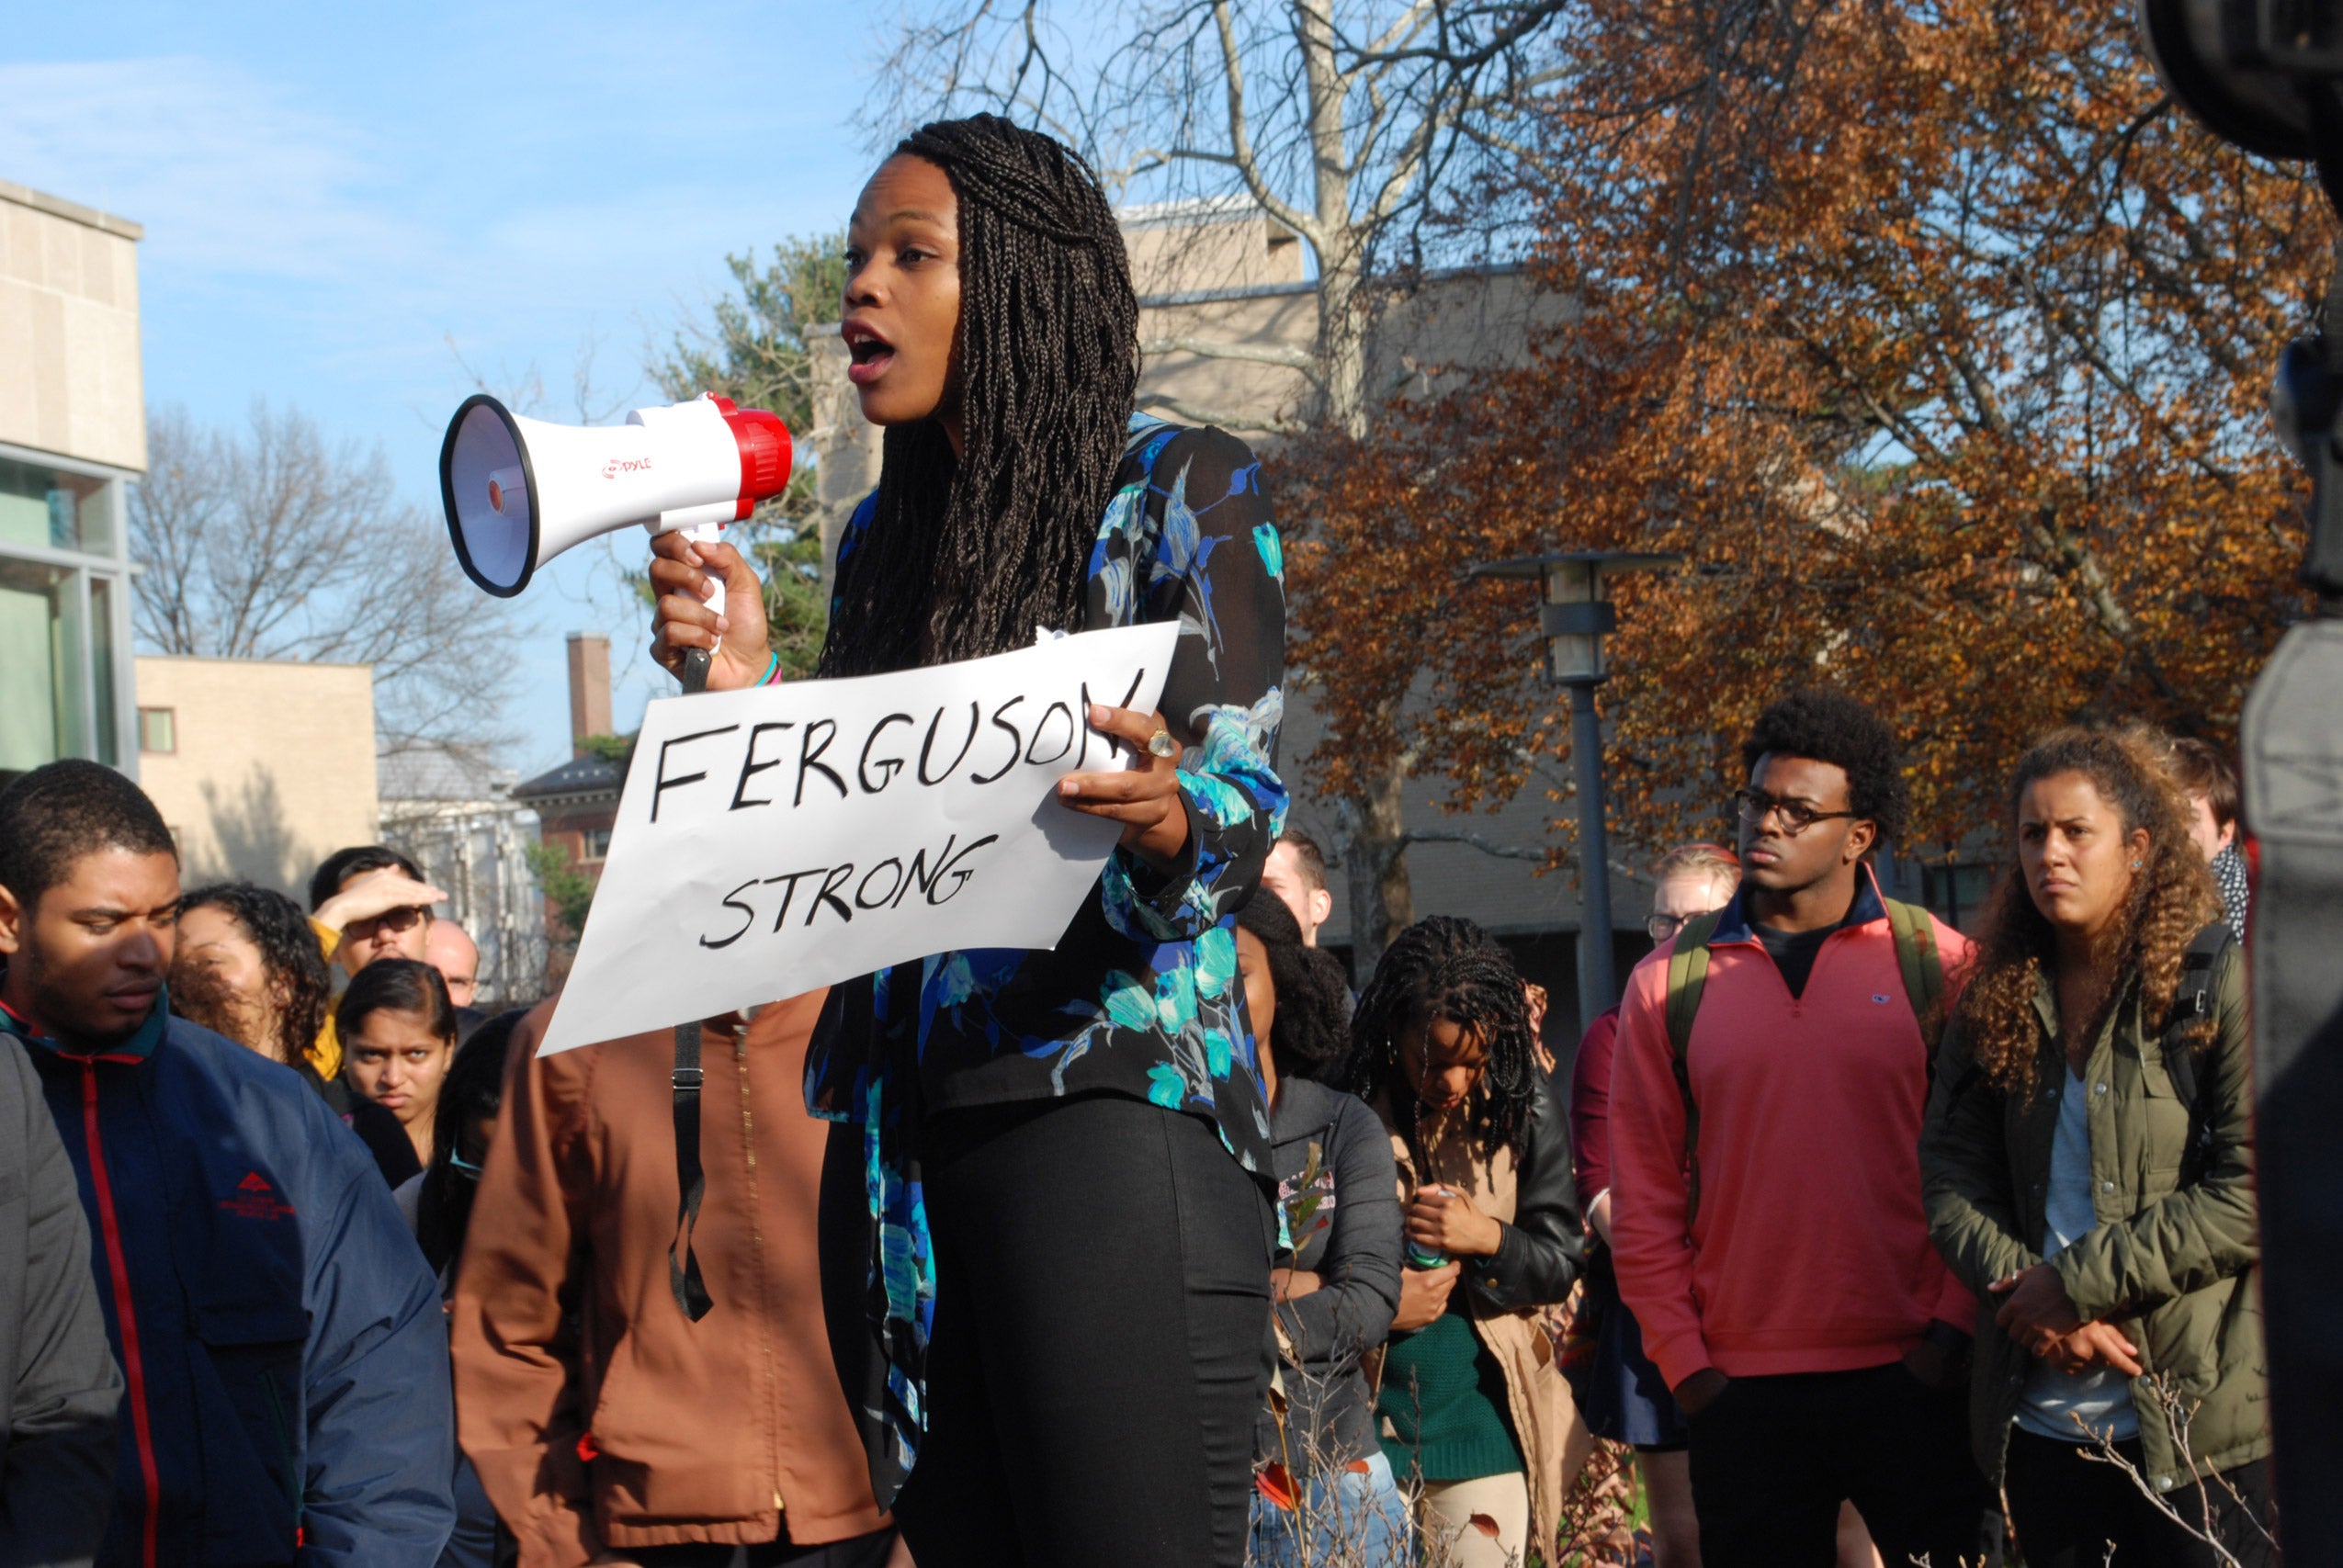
left=438, top=392, right=794, bottom=599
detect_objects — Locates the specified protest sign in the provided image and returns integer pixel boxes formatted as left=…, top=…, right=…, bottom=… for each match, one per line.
left=537, top=622, right=1180, bottom=1055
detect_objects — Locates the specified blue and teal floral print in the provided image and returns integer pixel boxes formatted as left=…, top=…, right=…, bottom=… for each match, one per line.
left=803, top=415, right=1288, bottom=1506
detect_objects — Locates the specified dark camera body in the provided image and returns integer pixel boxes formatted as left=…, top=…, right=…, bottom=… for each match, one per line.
left=2145, top=1, right=2343, bottom=1554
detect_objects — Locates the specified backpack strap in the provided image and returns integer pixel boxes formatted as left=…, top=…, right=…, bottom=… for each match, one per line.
left=1663, top=908, right=1727, bottom=1229
left=1883, top=897, right=1947, bottom=1056
left=2159, top=923, right=2234, bottom=1175
left=669, top=1021, right=714, bottom=1322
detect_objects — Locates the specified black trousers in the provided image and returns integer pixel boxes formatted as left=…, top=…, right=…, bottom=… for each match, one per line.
left=2004, top=1428, right=2274, bottom=1568
left=1685, top=1363, right=1992, bottom=1568
left=819, top=1093, right=1274, bottom=1568
left=628, top=1529, right=897, bottom=1567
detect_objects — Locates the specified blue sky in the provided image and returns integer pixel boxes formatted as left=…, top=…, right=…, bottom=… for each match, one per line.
left=3, top=1, right=885, bottom=776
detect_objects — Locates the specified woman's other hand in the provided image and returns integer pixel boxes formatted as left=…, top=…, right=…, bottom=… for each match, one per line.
left=1989, top=1263, right=2084, bottom=1355
left=649, top=531, right=773, bottom=689
left=2043, top=1320, right=2143, bottom=1378
left=1390, top=1261, right=1461, bottom=1332
left=1058, top=705, right=1189, bottom=870
left=1406, top=1185, right=1504, bottom=1260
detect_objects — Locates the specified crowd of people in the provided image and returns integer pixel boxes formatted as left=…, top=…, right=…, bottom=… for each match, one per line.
left=0, top=111, right=2272, bottom=1568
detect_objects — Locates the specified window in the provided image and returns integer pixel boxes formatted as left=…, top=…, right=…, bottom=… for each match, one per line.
left=0, top=558, right=86, bottom=773
left=0, top=456, right=110, bottom=554
left=582, top=827, right=614, bottom=862
left=139, top=707, right=175, bottom=755
left=1921, top=861, right=1996, bottom=930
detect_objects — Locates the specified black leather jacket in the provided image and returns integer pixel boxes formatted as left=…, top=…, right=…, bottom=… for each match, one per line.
left=1463, top=1075, right=1586, bottom=1314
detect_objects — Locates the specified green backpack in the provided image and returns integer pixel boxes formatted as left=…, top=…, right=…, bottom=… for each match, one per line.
left=1662, top=898, right=1944, bottom=1227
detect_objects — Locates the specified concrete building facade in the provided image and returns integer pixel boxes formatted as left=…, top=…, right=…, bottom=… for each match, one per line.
left=0, top=178, right=145, bottom=782
left=131, top=655, right=380, bottom=897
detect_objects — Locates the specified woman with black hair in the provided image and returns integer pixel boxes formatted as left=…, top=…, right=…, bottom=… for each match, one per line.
left=393, top=1011, right=518, bottom=1568
left=396, top=1010, right=516, bottom=1282
left=1345, top=915, right=1584, bottom=1567
left=1238, top=893, right=1406, bottom=1565
left=649, top=115, right=1285, bottom=1567
left=172, top=880, right=338, bottom=1100
left=1922, top=728, right=2267, bottom=1567
left=336, top=957, right=459, bottom=1186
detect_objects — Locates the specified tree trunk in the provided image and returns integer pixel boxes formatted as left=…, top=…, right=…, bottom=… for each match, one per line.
left=1296, top=0, right=1369, bottom=437
left=1340, top=749, right=1414, bottom=988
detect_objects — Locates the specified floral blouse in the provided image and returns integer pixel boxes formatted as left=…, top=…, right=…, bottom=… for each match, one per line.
left=803, top=415, right=1288, bottom=1503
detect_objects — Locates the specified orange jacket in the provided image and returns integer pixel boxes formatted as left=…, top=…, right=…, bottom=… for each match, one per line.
left=1609, top=872, right=1975, bottom=1392
left=450, top=994, right=884, bottom=1565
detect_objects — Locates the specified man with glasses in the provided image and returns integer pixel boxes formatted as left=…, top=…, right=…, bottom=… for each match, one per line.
left=1605, top=692, right=1987, bottom=1568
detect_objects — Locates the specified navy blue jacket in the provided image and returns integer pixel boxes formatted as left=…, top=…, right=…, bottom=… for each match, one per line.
left=7, top=1001, right=455, bottom=1567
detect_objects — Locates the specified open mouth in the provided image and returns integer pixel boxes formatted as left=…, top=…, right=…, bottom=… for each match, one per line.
left=843, top=321, right=896, bottom=385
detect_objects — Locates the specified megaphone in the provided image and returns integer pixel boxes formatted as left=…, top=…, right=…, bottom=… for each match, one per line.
left=438, top=391, right=794, bottom=598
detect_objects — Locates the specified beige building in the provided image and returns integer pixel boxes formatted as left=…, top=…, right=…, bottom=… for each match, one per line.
left=132, top=655, right=380, bottom=898
left=1, top=178, right=146, bottom=780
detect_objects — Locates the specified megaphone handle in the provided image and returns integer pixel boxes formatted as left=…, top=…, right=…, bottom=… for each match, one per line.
left=675, top=519, right=728, bottom=694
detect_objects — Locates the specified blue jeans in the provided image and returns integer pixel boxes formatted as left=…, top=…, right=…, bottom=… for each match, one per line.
left=1248, top=1451, right=1410, bottom=1568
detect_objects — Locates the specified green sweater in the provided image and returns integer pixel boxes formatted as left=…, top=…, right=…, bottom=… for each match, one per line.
left=1375, top=1309, right=1523, bottom=1482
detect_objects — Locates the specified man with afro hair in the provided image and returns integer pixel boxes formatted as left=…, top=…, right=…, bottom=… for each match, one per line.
left=1606, top=692, right=1990, bottom=1565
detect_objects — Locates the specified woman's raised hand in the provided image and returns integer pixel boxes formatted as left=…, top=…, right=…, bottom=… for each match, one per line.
left=1058, top=705, right=1190, bottom=871
left=649, top=531, right=774, bottom=691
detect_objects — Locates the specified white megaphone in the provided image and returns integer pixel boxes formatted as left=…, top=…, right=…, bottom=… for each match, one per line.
left=438, top=391, right=794, bottom=599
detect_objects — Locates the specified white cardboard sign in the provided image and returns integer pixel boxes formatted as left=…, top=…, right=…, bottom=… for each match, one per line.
left=538, top=623, right=1179, bottom=1055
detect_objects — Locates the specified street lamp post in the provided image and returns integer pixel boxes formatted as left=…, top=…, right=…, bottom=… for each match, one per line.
left=1470, top=550, right=1681, bottom=1035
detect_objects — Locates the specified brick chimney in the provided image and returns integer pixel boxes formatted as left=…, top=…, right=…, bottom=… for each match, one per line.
left=566, top=632, right=612, bottom=756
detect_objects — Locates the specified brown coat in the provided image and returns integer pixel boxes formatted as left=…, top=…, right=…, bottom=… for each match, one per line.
left=450, top=994, right=884, bottom=1565
left=1372, top=1089, right=1592, bottom=1556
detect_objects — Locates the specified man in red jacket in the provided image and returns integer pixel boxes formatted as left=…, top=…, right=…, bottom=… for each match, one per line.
left=1609, top=692, right=1988, bottom=1567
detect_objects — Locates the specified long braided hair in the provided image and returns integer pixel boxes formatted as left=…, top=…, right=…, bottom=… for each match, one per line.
left=818, top=115, right=1140, bottom=677
left=1956, top=726, right=2221, bottom=1099
left=1344, top=915, right=1541, bottom=1168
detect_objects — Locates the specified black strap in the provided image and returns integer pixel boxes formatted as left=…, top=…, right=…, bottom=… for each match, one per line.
left=669, top=644, right=715, bottom=1321
left=669, top=1020, right=713, bottom=1320
left=2161, top=923, right=2233, bottom=1176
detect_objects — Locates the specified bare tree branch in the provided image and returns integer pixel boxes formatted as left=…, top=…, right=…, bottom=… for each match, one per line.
left=129, top=403, right=519, bottom=762
left=1139, top=333, right=1328, bottom=382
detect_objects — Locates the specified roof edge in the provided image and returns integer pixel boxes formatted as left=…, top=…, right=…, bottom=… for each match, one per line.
left=0, top=177, right=144, bottom=240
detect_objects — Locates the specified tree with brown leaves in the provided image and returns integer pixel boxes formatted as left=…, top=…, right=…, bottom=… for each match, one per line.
left=1286, top=0, right=2326, bottom=934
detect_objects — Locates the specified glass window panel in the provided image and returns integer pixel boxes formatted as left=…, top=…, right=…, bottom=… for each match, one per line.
left=0, top=558, right=87, bottom=774
left=0, top=457, right=113, bottom=554
left=91, top=575, right=119, bottom=767
left=139, top=707, right=175, bottom=754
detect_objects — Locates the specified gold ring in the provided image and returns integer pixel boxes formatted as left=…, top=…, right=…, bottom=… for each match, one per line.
left=1146, top=729, right=1179, bottom=760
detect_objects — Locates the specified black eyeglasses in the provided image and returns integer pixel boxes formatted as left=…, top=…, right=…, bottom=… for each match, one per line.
left=1647, top=911, right=1690, bottom=942
left=1733, top=787, right=1859, bottom=836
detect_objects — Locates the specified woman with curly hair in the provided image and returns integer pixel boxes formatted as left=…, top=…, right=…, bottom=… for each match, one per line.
left=1345, top=915, right=1583, bottom=1567
left=648, top=114, right=1286, bottom=1566
left=171, top=880, right=338, bottom=1100
left=1921, top=727, right=2268, bottom=1567
left=1239, top=892, right=1406, bottom=1565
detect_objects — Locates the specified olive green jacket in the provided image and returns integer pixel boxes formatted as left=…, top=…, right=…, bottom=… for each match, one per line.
left=1919, top=942, right=2266, bottom=1493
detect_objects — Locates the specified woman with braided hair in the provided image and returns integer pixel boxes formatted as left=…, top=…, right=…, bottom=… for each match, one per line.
left=1344, top=915, right=1585, bottom=1567
left=648, top=116, right=1286, bottom=1566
